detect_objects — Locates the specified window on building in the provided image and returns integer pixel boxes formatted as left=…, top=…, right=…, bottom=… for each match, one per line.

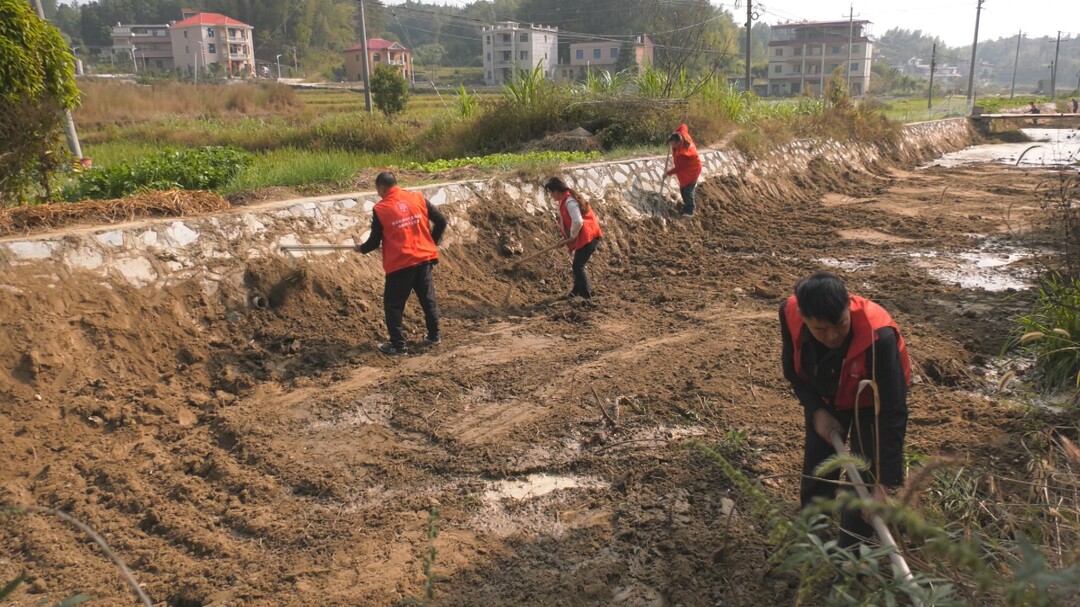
left=793, top=64, right=801, bottom=73
left=356, top=54, right=360, bottom=62
left=593, top=48, right=601, bottom=59
left=851, top=63, right=859, bottom=73
left=501, top=51, right=510, bottom=60
left=156, top=60, right=164, bottom=68
left=486, top=71, right=491, bottom=79
left=501, top=34, right=511, bottom=43
left=519, top=50, right=528, bottom=60
left=374, top=53, right=381, bottom=62
left=773, top=64, right=782, bottom=73
left=519, top=33, right=528, bottom=42
left=610, top=47, right=618, bottom=58
left=207, top=43, right=216, bottom=54
left=485, top=35, right=490, bottom=44
left=576, top=49, right=584, bottom=60
left=486, top=52, right=491, bottom=61
left=184, top=31, right=188, bottom=38
left=794, top=47, right=802, bottom=56
left=774, top=48, right=783, bottom=56
left=831, top=45, right=842, bottom=54
left=851, top=44, right=860, bottom=53
left=206, top=27, right=214, bottom=38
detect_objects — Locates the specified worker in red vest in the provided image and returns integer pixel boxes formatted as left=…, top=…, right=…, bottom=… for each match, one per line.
left=355, top=172, right=449, bottom=356
left=543, top=177, right=602, bottom=301
left=665, top=123, right=702, bottom=218
left=780, top=272, right=911, bottom=548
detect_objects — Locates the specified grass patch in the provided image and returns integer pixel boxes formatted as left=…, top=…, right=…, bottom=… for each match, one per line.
left=223, top=148, right=401, bottom=193
left=402, top=150, right=601, bottom=173
left=82, top=141, right=167, bottom=167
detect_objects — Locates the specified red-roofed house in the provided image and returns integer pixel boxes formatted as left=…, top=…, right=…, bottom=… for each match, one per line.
left=169, top=12, right=255, bottom=78
left=344, top=39, right=412, bottom=83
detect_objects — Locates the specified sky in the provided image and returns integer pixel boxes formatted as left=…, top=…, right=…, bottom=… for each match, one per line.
left=741, top=0, right=1077, bottom=47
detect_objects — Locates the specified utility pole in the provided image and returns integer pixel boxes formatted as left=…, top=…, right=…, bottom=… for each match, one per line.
left=275, top=53, right=282, bottom=79
left=1050, top=31, right=1061, bottom=99
left=1009, top=29, right=1021, bottom=99
left=359, top=0, right=373, bottom=112
left=845, top=4, right=856, bottom=96
left=744, top=0, right=752, bottom=93
left=965, top=0, right=984, bottom=105
left=928, top=43, right=936, bottom=111
left=30, top=0, right=82, bottom=161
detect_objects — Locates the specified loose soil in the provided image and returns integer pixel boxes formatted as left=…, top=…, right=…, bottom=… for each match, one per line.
left=0, top=152, right=1065, bottom=606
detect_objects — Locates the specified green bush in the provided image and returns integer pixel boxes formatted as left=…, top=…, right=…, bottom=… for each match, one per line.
left=402, top=150, right=601, bottom=173
left=370, top=64, right=409, bottom=117
left=1013, top=273, right=1080, bottom=394
left=64, top=146, right=251, bottom=200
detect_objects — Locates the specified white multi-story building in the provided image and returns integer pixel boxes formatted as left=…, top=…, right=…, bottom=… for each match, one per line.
left=767, top=20, right=873, bottom=97
left=169, top=12, right=255, bottom=78
left=111, top=24, right=174, bottom=71
left=481, top=22, right=558, bottom=85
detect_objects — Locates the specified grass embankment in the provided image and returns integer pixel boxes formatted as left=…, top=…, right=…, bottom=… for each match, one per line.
left=64, top=69, right=900, bottom=201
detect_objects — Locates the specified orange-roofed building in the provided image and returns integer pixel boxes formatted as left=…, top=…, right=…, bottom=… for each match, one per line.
left=169, top=12, right=255, bottom=78
left=344, top=38, right=413, bottom=83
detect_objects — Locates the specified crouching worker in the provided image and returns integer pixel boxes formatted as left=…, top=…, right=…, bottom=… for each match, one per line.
left=665, top=123, right=702, bottom=218
left=356, top=172, right=448, bottom=355
left=543, top=177, right=602, bottom=301
left=780, top=272, right=911, bottom=548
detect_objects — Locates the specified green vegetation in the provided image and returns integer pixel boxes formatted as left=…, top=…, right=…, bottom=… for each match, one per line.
left=64, top=146, right=251, bottom=200
left=403, top=151, right=601, bottom=173
left=1014, top=274, right=1080, bottom=394
left=370, top=65, right=410, bottom=117
left=0, top=0, right=80, bottom=203
left=693, top=433, right=1080, bottom=606
left=222, top=148, right=399, bottom=194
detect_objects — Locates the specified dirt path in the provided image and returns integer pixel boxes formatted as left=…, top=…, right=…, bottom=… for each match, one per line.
left=0, top=156, right=1060, bottom=606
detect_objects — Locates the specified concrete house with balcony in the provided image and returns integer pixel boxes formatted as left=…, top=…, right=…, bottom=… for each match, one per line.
left=557, top=35, right=653, bottom=80
left=344, top=39, right=413, bottom=83
left=482, top=22, right=558, bottom=85
left=169, top=12, right=255, bottom=78
left=767, top=20, right=873, bottom=97
left=111, top=24, right=174, bottom=71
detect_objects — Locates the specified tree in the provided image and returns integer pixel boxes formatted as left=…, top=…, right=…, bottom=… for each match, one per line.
left=370, top=64, right=409, bottom=116
left=0, top=0, right=80, bottom=203
left=415, top=43, right=444, bottom=81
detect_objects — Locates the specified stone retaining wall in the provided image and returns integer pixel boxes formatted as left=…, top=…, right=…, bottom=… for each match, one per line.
left=0, top=118, right=974, bottom=298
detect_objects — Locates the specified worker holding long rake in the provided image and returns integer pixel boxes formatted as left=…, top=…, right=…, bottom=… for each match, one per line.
left=780, top=272, right=912, bottom=550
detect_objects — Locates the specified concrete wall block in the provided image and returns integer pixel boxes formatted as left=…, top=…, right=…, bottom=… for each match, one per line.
left=164, top=221, right=200, bottom=248
left=112, top=257, right=157, bottom=288
left=94, top=230, right=125, bottom=247
left=65, top=247, right=104, bottom=271
left=6, top=240, right=58, bottom=261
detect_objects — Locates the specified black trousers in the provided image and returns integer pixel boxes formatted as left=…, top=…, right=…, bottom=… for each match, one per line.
left=571, top=237, right=600, bottom=298
left=800, top=406, right=879, bottom=549
left=679, top=182, right=697, bottom=214
left=384, top=262, right=439, bottom=348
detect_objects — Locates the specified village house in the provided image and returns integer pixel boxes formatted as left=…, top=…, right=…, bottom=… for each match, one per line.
left=767, top=20, right=874, bottom=97
left=481, top=22, right=559, bottom=85
left=344, top=38, right=413, bottom=83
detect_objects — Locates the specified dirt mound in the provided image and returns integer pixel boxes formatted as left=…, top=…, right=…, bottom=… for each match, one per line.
left=0, top=151, right=1058, bottom=606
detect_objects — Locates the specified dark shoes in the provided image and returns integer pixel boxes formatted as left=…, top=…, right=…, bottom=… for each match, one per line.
left=679, top=210, right=695, bottom=218
left=423, top=335, right=441, bottom=346
left=377, top=342, right=407, bottom=356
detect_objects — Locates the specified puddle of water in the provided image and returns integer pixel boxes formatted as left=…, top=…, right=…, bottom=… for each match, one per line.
left=815, top=257, right=878, bottom=272
left=928, top=128, right=1080, bottom=168
left=483, top=473, right=607, bottom=502
left=906, top=239, right=1035, bottom=292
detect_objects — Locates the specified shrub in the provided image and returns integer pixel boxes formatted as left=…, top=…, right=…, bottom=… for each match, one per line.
left=64, top=146, right=251, bottom=200
left=0, top=0, right=80, bottom=204
left=370, top=65, right=409, bottom=117
left=1013, top=273, right=1080, bottom=394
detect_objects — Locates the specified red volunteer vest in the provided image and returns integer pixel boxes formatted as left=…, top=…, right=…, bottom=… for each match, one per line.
left=784, top=294, right=912, bottom=411
left=558, top=193, right=602, bottom=252
left=372, top=186, right=439, bottom=275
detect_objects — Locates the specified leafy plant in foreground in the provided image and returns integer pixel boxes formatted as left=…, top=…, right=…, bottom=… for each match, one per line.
left=64, top=146, right=252, bottom=200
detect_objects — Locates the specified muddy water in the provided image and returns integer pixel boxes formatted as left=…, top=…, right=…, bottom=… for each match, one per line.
left=930, top=128, right=1080, bottom=168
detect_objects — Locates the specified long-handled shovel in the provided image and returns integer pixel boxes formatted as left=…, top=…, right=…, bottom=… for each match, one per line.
left=278, top=244, right=356, bottom=253
left=501, top=239, right=571, bottom=309
left=657, top=152, right=671, bottom=213
left=828, top=430, right=923, bottom=607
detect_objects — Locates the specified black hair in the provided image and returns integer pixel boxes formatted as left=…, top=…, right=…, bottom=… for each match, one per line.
left=794, top=272, right=850, bottom=324
left=543, top=176, right=591, bottom=215
left=668, top=132, right=683, bottom=143
left=543, top=176, right=568, bottom=192
left=375, top=172, right=397, bottom=188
